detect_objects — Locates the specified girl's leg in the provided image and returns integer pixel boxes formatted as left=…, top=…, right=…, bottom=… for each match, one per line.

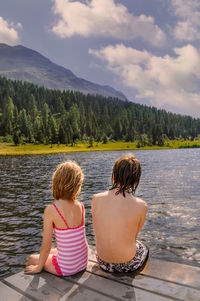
left=50, top=248, right=57, bottom=254
left=43, top=254, right=59, bottom=275
left=26, top=249, right=57, bottom=266
left=26, top=254, right=40, bottom=266
left=25, top=253, right=59, bottom=275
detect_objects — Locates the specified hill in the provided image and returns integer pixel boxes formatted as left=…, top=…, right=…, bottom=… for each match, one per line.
left=0, top=43, right=126, bottom=100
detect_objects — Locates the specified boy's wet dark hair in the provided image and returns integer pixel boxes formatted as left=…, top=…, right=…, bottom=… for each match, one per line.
left=110, top=154, right=141, bottom=197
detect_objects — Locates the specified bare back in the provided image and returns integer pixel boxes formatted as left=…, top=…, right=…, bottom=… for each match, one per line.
left=51, top=199, right=83, bottom=229
left=92, top=189, right=147, bottom=263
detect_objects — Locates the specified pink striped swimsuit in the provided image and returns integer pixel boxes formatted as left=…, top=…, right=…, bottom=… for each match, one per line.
left=52, top=203, right=88, bottom=276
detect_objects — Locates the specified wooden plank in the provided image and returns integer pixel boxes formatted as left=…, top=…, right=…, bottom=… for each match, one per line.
left=1, top=245, right=199, bottom=301
left=69, top=268, right=174, bottom=301
left=141, top=259, right=200, bottom=289
left=4, top=271, right=74, bottom=301
left=3, top=271, right=122, bottom=301
left=4, top=270, right=174, bottom=301
left=88, top=245, right=200, bottom=289
left=86, top=260, right=200, bottom=301
left=0, top=282, right=32, bottom=301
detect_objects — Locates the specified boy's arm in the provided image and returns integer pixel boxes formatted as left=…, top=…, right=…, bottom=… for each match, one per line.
left=24, top=205, right=53, bottom=274
left=135, top=203, right=148, bottom=238
left=91, top=194, right=96, bottom=216
left=91, top=195, right=97, bottom=234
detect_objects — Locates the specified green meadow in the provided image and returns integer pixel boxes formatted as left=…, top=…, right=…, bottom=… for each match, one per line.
left=0, top=140, right=200, bottom=156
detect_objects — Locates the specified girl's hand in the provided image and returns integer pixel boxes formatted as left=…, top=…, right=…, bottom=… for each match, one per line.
left=24, top=265, right=42, bottom=274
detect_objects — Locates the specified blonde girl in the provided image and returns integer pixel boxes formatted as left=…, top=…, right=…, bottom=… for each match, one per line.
left=25, top=160, right=88, bottom=276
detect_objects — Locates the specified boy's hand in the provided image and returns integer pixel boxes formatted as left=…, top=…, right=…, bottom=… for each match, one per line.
left=24, top=265, right=42, bottom=274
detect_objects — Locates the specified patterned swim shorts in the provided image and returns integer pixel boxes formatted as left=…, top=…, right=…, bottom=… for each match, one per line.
left=96, top=240, right=149, bottom=273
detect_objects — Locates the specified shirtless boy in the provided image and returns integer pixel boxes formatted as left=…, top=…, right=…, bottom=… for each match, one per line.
left=92, top=153, right=149, bottom=273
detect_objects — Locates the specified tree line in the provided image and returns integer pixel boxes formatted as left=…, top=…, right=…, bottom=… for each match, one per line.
left=0, top=76, right=200, bottom=146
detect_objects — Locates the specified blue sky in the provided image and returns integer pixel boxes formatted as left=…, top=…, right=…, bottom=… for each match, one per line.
left=0, top=0, right=200, bottom=117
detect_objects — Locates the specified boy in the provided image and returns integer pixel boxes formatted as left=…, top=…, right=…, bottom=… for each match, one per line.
left=92, top=154, right=149, bottom=273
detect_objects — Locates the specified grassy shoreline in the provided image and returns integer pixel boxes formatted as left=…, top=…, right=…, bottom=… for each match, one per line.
left=0, top=140, right=200, bottom=156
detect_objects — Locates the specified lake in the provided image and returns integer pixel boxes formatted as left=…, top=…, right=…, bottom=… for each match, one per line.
left=0, top=148, right=200, bottom=278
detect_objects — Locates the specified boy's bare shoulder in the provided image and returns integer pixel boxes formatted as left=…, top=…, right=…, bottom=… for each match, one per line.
left=135, top=197, right=148, bottom=211
left=92, top=191, right=109, bottom=201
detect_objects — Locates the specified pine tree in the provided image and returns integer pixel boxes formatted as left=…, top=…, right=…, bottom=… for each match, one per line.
left=49, top=115, right=58, bottom=144
left=4, top=96, right=14, bottom=135
left=18, top=109, right=30, bottom=140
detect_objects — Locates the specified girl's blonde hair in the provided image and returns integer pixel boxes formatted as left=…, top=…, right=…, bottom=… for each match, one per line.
left=52, top=160, right=84, bottom=201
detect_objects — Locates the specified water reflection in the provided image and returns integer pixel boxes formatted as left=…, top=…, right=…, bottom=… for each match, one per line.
left=0, top=149, right=200, bottom=278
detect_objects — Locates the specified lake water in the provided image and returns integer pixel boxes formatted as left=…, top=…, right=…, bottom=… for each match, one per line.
left=0, top=149, right=200, bottom=278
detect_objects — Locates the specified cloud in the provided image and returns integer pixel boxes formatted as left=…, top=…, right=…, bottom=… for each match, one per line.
left=0, top=16, right=21, bottom=45
left=171, top=0, right=200, bottom=41
left=51, top=0, right=166, bottom=46
left=89, top=44, right=200, bottom=117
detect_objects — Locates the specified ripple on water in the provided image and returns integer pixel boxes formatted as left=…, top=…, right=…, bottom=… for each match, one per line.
left=182, top=248, right=200, bottom=262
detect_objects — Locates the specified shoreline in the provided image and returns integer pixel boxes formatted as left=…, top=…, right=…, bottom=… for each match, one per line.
left=0, top=141, right=200, bottom=156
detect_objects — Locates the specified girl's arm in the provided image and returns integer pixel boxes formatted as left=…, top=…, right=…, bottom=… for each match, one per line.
left=24, top=205, right=53, bottom=274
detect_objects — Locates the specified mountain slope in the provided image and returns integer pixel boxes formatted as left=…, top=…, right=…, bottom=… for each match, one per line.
left=0, top=43, right=126, bottom=100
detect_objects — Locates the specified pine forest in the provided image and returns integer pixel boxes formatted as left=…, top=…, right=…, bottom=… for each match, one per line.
left=0, top=76, right=200, bottom=146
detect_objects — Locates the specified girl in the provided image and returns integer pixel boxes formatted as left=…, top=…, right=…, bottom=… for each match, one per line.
left=92, top=154, right=149, bottom=273
left=25, top=160, right=88, bottom=276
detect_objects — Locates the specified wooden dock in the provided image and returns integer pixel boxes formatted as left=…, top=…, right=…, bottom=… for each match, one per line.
left=1, top=246, right=200, bottom=301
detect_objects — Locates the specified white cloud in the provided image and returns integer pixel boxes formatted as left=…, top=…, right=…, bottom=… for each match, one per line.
left=52, top=0, right=166, bottom=46
left=89, top=44, right=200, bottom=117
left=0, top=16, right=21, bottom=45
left=171, top=0, right=200, bottom=41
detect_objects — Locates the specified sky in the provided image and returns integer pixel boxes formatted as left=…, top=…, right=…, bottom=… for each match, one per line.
left=0, top=0, right=200, bottom=118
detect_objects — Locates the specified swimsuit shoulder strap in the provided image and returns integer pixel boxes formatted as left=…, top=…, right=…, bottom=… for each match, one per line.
left=53, top=203, right=69, bottom=228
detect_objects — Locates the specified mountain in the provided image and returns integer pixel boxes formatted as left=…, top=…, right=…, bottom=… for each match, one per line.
left=0, top=43, right=127, bottom=100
